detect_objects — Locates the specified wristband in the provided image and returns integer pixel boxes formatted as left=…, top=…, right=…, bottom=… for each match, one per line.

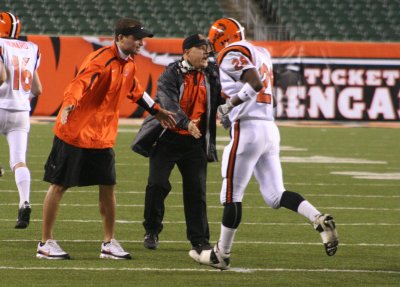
left=237, top=82, right=258, bottom=102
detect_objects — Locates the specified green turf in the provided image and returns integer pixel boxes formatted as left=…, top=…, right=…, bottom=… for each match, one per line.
left=0, top=122, right=399, bottom=286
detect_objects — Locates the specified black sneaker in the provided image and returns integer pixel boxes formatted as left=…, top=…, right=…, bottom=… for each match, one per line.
left=144, top=233, right=159, bottom=250
left=15, top=201, right=31, bottom=229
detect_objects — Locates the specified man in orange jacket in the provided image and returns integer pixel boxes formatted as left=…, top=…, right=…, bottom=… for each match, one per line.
left=36, top=18, right=176, bottom=260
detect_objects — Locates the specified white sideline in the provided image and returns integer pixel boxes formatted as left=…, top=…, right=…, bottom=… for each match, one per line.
left=0, top=266, right=399, bottom=274
left=1, top=239, right=399, bottom=247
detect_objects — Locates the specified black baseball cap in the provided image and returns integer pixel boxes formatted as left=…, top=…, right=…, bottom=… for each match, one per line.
left=182, top=34, right=208, bottom=51
left=114, top=19, right=153, bottom=39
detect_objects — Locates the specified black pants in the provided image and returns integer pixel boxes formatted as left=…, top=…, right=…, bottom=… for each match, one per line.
left=143, top=131, right=210, bottom=247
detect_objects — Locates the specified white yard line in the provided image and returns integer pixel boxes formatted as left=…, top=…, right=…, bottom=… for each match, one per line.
left=0, top=266, right=398, bottom=274
left=0, top=218, right=398, bottom=227
left=1, top=203, right=399, bottom=211
left=0, top=190, right=399, bottom=198
left=0, top=239, right=399, bottom=247
left=0, top=203, right=399, bottom=211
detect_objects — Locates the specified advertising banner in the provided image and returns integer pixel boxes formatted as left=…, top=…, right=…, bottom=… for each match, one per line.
left=24, top=36, right=400, bottom=120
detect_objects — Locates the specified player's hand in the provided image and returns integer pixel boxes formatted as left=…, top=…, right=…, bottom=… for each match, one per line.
left=217, top=99, right=234, bottom=117
left=188, top=119, right=202, bottom=139
left=155, top=108, right=176, bottom=129
left=61, top=105, right=75, bottom=125
left=220, top=113, right=232, bottom=130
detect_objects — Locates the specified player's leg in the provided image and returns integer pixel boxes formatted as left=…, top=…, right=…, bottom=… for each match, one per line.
left=7, top=131, right=30, bottom=206
left=36, top=183, right=71, bottom=259
left=255, top=122, right=338, bottom=255
left=41, top=184, right=67, bottom=242
left=39, top=137, right=81, bottom=259
left=177, top=143, right=209, bottom=250
left=218, top=121, right=261, bottom=255
left=190, top=121, right=260, bottom=269
left=99, top=185, right=116, bottom=243
left=98, top=184, right=131, bottom=260
left=143, top=143, right=176, bottom=249
left=5, top=110, right=32, bottom=228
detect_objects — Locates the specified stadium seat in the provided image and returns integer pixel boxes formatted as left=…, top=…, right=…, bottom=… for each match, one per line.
left=256, top=0, right=398, bottom=42
left=4, top=0, right=224, bottom=37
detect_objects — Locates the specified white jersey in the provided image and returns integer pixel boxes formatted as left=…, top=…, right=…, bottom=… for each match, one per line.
left=0, top=38, right=40, bottom=111
left=217, top=40, right=274, bottom=122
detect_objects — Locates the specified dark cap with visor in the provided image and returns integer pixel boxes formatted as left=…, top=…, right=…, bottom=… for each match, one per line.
left=182, top=34, right=208, bottom=51
left=114, top=18, right=154, bottom=39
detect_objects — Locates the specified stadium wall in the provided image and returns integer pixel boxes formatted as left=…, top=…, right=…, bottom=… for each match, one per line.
left=26, top=35, right=400, bottom=121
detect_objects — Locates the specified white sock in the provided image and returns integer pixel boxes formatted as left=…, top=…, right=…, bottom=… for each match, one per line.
left=218, top=224, right=237, bottom=254
left=15, top=167, right=31, bottom=207
left=297, top=200, right=320, bottom=222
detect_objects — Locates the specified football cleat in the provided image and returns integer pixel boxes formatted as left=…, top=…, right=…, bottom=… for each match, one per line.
left=36, top=239, right=70, bottom=259
left=143, top=233, right=159, bottom=250
left=100, top=239, right=131, bottom=259
left=314, top=214, right=339, bottom=256
left=189, top=242, right=230, bottom=270
left=15, top=201, right=31, bottom=229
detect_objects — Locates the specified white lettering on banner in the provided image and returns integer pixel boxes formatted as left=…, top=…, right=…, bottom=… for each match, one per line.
left=398, top=90, right=400, bottom=118
left=331, top=69, right=347, bottom=86
left=304, top=68, right=400, bottom=86
left=276, top=86, right=400, bottom=120
left=348, top=69, right=365, bottom=85
left=367, top=88, right=396, bottom=119
left=366, top=70, right=382, bottom=86
left=308, top=86, right=335, bottom=119
left=286, top=86, right=306, bottom=117
left=304, top=69, right=320, bottom=85
left=383, top=70, right=400, bottom=86
left=337, top=88, right=365, bottom=119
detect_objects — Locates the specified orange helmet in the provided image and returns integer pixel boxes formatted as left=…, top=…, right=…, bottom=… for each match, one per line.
left=0, top=12, right=21, bottom=38
left=208, top=18, right=245, bottom=53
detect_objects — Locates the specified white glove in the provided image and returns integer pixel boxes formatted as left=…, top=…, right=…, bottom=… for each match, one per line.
left=217, top=99, right=234, bottom=117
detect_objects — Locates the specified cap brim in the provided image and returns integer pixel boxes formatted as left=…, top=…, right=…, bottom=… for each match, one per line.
left=133, top=29, right=154, bottom=39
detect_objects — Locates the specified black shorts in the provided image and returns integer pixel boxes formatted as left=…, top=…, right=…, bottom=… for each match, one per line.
left=43, top=136, right=116, bottom=188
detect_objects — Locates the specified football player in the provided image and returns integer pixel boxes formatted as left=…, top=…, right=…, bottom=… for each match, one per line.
left=189, top=18, right=339, bottom=270
left=0, top=12, right=42, bottom=228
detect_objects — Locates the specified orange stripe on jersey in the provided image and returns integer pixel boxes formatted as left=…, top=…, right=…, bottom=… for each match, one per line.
left=225, top=121, right=240, bottom=203
left=217, top=45, right=253, bottom=66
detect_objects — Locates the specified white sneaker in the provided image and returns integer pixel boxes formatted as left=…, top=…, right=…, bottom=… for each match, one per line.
left=314, top=214, right=339, bottom=256
left=100, top=239, right=131, bottom=259
left=189, top=242, right=230, bottom=270
left=36, top=239, right=70, bottom=259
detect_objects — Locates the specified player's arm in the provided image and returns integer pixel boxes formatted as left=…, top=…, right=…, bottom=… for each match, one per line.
left=61, top=62, right=103, bottom=124
left=218, top=68, right=263, bottom=115
left=0, top=61, right=6, bottom=85
left=154, top=69, right=194, bottom=130
left=135, top=91, right=176, bottom=129
left=30, top=71, right=42, bottom=98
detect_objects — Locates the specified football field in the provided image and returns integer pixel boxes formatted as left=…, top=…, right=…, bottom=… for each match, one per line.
left=0, top=120, right=399, bottom=286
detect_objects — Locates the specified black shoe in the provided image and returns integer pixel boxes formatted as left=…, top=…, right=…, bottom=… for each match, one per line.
left=144, top=233, right=159, bottom=250
left=15, top=201, right=31, bottom=229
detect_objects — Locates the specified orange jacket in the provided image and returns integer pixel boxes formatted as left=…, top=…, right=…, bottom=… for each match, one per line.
left=169, top=71, right=207, bottom=135
left=54, top=43, right=149, bottom=149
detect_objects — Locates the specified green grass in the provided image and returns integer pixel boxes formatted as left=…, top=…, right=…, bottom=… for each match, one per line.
left=0, top=122, right=399, bottom=286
